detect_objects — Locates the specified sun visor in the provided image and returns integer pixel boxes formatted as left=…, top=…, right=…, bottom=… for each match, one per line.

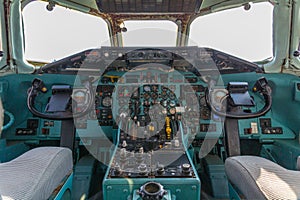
left=96, top=0, right=202, bottom=13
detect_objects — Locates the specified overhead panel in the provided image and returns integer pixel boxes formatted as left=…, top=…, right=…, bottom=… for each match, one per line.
left=96, top=0, right=203, bottom=13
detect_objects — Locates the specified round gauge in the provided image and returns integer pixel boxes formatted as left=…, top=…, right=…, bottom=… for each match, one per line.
left=169, top=92, right=176, bottom=99
left=143, top=85, right=151, bottom=92
left=102, top=96, right=112, bottom=107
left=151, top=92, right=158, bottom=99
left=161, top=91, right=167, bottom=99
left=169, top=107, right=176, bottom=115
left=151, top=85, right=158, bottom=92
left=169, top=93, right=175, bottom=100
left=162, top=100, right=168, bottom=107
left=143, top=92, right=150, bottom=100
left=73, top=90, right=86, bottom=104
left=169, top=100, right=176, bottom=107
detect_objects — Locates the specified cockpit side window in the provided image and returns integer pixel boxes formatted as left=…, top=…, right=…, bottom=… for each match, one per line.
left=22, top=1, right=110, bottom=63
left=189, top=2, right=274, bottom=62
left=0, top=17, right=3, bottom=58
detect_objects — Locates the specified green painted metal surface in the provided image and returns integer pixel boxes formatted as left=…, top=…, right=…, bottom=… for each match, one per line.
left=103, top=178, right=200, bottom=200
left=0, top=139, right=29, bottom=162
left=0, top=72, right=298, bottom=148
left=0, top=0, right=299, bottom=199
left=53, top=173, right=73, bottom=200
left=102, top=124, right=201, bottom=200
left=261, top=140, right=300, bottom=170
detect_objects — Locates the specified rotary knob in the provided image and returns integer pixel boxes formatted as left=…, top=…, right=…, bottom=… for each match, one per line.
left=181, top=163, right=191, bottom=174
left=138, top=163, right=148, bottom=175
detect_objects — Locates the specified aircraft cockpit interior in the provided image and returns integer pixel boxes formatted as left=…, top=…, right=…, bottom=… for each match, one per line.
left=0, top=0, right=299, bottom=199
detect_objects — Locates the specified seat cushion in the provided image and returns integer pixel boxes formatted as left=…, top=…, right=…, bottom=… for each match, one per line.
left=0, top=147, right=73, bottom=200
left=225, top=156, right=300, bottom=200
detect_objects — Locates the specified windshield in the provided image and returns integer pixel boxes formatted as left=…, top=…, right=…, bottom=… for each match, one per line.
left=189, top=2, right=273, bottom=62
left=122, top=20, right=178, bottom=46
left=22, top=1, right=273, bottom=64
left=22, top=1, right=110, bottom=63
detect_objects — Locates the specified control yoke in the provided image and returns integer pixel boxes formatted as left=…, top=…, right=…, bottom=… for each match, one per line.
left=27, top=78, right=93, bottom=120
left=206, top=77, right=272, bottom=119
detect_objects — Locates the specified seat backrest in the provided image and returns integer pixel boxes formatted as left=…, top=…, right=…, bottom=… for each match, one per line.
left=225, top=156, right=300, bottom=200
left=0, top=147, right=73, bottom=200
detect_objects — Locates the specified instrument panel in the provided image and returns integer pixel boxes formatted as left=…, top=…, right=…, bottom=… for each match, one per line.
left=72, top=68, right=222, bottom=139
left=1, top=47, right=294, bottom=142
left=0, top=47, right=297, bottom=200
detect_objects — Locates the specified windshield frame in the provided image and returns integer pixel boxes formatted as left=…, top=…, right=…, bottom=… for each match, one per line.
left=4, top=0, right=298, bottom=74
left=0, top=0, right=8, bottom=72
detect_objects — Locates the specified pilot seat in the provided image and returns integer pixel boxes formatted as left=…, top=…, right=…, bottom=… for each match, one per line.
left=0, top=147, right=73, bottom=200
left=225, top=156, right=300, bottom=199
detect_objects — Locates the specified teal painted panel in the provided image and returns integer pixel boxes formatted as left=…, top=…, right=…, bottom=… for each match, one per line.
left=261, top=140, right=300, bottom=170
left=53, top=173, right=73, bottom=200
left=132, top=189, right=175, bottom=200
left=221, top=73, right=300, bottom=138
left=0, top=141, right=29, bottom=162
left=103, top=178, right=200, bottom=200
left=0, top=74, right=75, bottom=140
left=294, top=82, right=300, bottom=101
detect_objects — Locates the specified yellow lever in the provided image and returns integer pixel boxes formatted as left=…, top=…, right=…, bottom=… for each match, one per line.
left=165, top=117, right=172, bottom=140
